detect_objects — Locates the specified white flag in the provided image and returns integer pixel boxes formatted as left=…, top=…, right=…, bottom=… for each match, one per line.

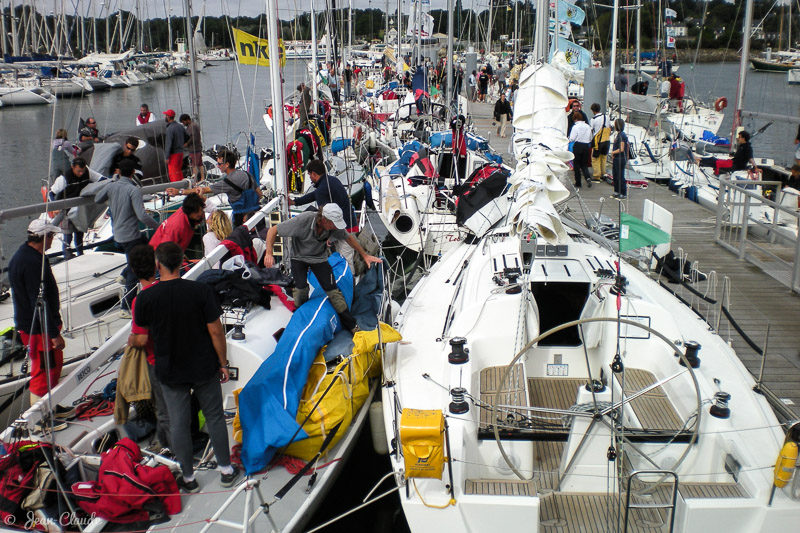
left=665, top=8, right=677, bottom=18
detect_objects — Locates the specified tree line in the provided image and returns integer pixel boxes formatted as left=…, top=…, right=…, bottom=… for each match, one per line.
left=0, top=0, right=787, bottom=58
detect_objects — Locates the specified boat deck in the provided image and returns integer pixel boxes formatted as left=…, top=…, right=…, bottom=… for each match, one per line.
left=469, top=99, right=800, bottom=417
left=558, top=180, right=800, bottom=414
left=613, top=368, right=685, bottom=431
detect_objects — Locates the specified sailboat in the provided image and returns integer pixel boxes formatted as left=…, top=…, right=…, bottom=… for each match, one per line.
left=379, top=36, right=800, bottom=533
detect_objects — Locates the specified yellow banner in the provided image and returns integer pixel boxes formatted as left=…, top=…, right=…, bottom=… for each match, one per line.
left=232, top=28, right=286, bottom=67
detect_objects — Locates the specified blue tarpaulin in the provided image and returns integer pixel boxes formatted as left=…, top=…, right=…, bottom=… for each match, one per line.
left=389, top=141, right=422, bottom=175
left=239, top=253, right=354, bottom=474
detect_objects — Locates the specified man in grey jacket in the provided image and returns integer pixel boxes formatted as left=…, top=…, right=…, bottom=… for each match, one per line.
left=95, top=159, right=160, bottom=316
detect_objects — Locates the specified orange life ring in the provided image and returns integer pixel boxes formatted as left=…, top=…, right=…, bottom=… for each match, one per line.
left=41, top=186, right=57, bottom=218
left=267, top=105, right=273, bottom=119
left=714, top=97, right=728, bottom=112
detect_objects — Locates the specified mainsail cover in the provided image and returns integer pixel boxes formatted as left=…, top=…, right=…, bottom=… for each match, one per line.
left=239, top=254, right=354, bottom=474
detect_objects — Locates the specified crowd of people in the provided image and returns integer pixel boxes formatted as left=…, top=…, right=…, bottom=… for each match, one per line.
left=25, top=89, right=391, bottom=494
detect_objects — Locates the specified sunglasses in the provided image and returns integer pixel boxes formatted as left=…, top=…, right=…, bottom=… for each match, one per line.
left=86, top=121, right=96, bottom=125
left=126, top=145, right=136, bottom=151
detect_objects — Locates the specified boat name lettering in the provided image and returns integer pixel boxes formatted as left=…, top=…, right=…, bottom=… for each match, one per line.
left=75, top=366, right=91, bottom=384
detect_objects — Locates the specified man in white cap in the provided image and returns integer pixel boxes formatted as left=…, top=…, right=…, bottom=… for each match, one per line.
left=262, top=204, right=381, bottom=332
left=7, top=220, right=74, bottom=418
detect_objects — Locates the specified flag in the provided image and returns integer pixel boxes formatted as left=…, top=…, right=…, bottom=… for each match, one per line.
left=665, top=7, right=677, bottom=18
left=555, top=37, right=591, bottom=70
left=549, top=18, right=572, bottom=38
left=619, top=213, right=671, bottom=252
left=232, top=28, right=286, bottom=67
left=666, top=36, right=676, bottom=48
left=406, top=8, right=435, bottom=38
left=558, top=0, right=586, bottom=25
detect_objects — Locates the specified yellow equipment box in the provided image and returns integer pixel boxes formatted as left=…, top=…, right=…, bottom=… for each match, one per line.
left=400, top=409, right=445, bottom=479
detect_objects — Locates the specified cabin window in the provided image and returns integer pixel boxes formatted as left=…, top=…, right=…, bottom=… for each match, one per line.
left=531, top=282, right=590, bottom=346
left=89, top=294, right=121, bottom=317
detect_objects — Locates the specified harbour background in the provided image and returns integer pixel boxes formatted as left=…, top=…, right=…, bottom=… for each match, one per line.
left=1, top=60, right=799, bottom=252
left=0, top=58, right=798, bottom=530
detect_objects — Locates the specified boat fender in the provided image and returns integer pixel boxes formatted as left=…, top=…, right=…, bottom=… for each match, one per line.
left=368, top=131, right=377, bottom=152
left=774, top=441, right=798, bottom=488
left=370, top=402, right=389, bottom=454
left=714, top=97, right=728, bottom=112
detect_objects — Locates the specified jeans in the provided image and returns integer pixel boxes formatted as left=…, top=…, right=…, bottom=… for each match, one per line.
left=160, top=374, right=231, bottom=477
left=119, top=236, right=148, bottom=311
left=147, top=364, right=171, bottom=450
left=613, top=156, right=627, bottom=196
left=62, top=230, right=84, bottom=259
left=290, top=259, right=356, bottom=330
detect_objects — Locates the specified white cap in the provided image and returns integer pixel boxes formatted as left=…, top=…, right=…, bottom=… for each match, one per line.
left=28, top=219, right=61, bottom=236
left=321, top=203, right=347, bottom=230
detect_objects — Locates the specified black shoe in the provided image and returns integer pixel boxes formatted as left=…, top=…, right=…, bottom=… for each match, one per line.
left=574, top=183, right=581, bottom=188
left=618, top=194, right=627, bottom=199
left=220, top=466, right=241, bottom=488
left=36, top=418, right=67, bottom=434
left=54, top=404, right=76, bottom=420
left=611, top=193, right=620, bottom=198
left=587, top=180, right=593, bottom=188
left=177, top=476, right=200, bottom=493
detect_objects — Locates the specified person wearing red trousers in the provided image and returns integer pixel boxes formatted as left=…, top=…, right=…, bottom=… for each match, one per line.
left=163, top=109, right=186, bottom=182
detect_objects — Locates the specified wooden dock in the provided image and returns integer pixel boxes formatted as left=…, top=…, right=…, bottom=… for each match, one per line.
left=465, top=100, right=800, bottom=416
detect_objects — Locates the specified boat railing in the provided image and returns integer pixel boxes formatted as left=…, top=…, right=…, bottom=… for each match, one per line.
left=0, top=179, right=192, bottom=223
left=714, top=177, right=800, bottom=294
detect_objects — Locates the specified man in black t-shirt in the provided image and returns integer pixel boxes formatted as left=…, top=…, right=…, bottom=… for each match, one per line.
left=134, top=242, right=240, bottom=493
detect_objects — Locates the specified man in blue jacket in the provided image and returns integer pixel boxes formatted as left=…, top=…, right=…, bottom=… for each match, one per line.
left=8, top=220, right=70, bottom=413
left=290, top=159, right=359, bottom=266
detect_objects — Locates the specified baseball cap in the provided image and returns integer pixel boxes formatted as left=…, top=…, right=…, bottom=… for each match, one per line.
left=28, top=219, right=61, bottom=236
left=321, top=203, right=347, bottom=230
left=163, top=109, right=176, bottom=118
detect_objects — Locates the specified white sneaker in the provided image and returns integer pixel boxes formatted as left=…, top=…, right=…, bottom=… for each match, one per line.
left=119, top=309, right=132, bottom=319
left=115, top=275, right=125, bottom=285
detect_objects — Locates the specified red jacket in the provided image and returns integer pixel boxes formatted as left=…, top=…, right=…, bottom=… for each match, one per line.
left=149, top=209, right=195, bottom=251
left=0, top=441, right=53, bottom=528
left=72, top=438, right=180, bottom=523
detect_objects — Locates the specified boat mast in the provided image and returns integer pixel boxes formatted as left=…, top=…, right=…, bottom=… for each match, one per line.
left=310, top=0, right=319, bottom=107
left=183, top=0, right=200, bottom=120
left=609, top=0, right=620, bottom=84
left=0, top=0, right=7, bottom=57
left=265, top=0, right=289, bottom=200
left=635, top=0, right=641, bottom=80
left=446, top=0, right=454, bottom=105
left=347, top=0, right=352, bottom=65
left=486, top=0, right=492, bottom=55
left=513, top=0, right=519, bottom=61
left=732, top=0, right=754, bottom=140
left=92, top=1, right=98, bottom=52
left=396, top=0, right=403, bottom=74
left=533, top=0, right=548, bottom=63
